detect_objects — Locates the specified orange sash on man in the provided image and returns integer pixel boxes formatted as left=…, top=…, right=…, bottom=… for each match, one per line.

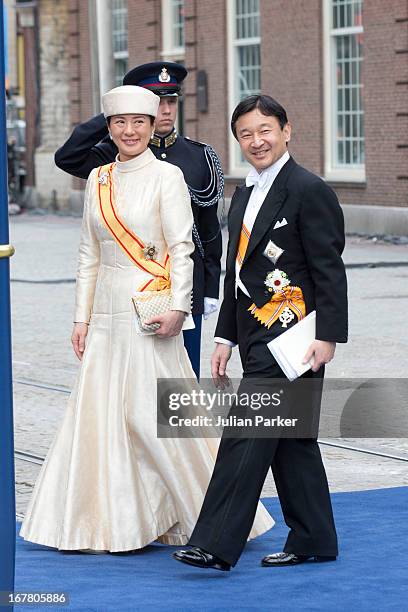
left=236, top=222, right=305, bottom=328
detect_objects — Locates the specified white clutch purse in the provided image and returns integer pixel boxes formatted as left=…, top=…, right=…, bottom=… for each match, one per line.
left=132, top=289, right=195, bottom=335
left=132, top=289, right=172, bottom=333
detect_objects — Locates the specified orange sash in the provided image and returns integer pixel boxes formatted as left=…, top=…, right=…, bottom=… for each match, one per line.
left=236, top=223, right=250, bottom=268
left=248, top=286, right=306, bottom=329
left=96, top=163, right=170, bottom=292
left=235, top=221, right=305, bottom=328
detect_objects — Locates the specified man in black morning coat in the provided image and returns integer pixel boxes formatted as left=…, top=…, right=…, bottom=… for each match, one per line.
left=173, top=95, right=348, bottom=571
left=55, top=62, right=223, bottom=379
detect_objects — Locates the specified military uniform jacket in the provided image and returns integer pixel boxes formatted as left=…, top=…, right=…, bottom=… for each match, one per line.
left=215, top=156, right=348, bottom=344
left=55, top=114, right=222, bottom=315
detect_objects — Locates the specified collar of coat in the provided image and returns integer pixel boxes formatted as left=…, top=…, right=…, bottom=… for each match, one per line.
left=150, top=129, right=178, bottom=149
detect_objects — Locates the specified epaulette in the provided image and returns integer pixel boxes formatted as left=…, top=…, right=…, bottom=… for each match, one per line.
left=183, top=136, right=209, bottom=148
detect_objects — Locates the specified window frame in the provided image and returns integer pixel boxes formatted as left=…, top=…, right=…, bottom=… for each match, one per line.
left=161, top=0, right=185, bottom=60
left=112, top=0, right=129, bottom=87
left=160, top=1, right=186, bottom=134
left=323, top=0, right=366, bottom=183
left=227, top=0, right=261, bottom=177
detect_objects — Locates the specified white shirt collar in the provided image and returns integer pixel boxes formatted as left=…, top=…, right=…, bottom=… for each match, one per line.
left=245, top=150, right=290, bottom=190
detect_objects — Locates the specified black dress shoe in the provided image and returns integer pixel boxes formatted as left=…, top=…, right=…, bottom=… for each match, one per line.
left=172, top=547, right=231, bottom=571
left=261, top=552, right=337, bottom=567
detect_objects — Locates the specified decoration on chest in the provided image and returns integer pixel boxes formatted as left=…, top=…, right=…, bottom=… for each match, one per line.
left=248, top=267, right=306, bottom=330
left=143, top=242, right=158, bottom=261
left=279, top=306, right=295, bottom=328
left=263, top=240, right=284, bottom=265
left=98, top=172, right=109, bottom=186
left=264, top=269, right=290, bottom=293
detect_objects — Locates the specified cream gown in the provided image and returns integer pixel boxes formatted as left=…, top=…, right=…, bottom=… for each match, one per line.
left=20, top=148, right=274, bottom=552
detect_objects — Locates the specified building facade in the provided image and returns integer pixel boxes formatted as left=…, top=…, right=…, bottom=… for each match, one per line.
left=9, top=0, right=408, bottom=232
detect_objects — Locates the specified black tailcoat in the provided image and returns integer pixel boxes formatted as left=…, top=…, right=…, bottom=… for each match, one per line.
left=188, top=157, right=348, bottom=566
left=216, top=156, right=348, bottom=345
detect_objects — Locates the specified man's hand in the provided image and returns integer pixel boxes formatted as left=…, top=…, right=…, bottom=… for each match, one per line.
left=211, top=343, right=232, bottom=388
left=71, top=322, right=89, bottom=360
left=303, top=340, right=336, bottom=372
left=146, top=310, right=186, bottom=338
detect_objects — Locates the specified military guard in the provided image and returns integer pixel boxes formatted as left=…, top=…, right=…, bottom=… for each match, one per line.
left=55, top=62, right=224, bottom=378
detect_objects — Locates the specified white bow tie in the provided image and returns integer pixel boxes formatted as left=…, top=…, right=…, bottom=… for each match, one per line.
left=246, top=170, right=269, bottom=190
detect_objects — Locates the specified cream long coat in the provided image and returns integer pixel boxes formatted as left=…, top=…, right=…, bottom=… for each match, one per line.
left=20, top=148, right=274, bottom=551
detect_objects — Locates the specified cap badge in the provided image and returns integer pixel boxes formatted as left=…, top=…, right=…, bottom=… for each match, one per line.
left=158, top=67, right=171, bottom=83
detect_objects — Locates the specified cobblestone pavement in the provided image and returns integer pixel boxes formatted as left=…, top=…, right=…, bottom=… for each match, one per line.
left=9, top=213, right=408, bottom=516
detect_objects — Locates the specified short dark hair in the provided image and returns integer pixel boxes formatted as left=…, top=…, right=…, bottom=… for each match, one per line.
left=231, top=95, right=288, bottom=139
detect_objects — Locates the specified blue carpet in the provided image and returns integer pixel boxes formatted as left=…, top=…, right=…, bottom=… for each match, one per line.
left=15, top=487, right=407, bottom=611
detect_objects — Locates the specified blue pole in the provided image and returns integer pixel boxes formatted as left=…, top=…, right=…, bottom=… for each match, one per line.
left=0, top=0, right=16, bottom=605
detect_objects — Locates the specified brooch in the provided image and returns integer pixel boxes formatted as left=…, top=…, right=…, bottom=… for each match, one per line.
left=98, top=173, right=109, bottom=185
left=264, top=269, right=290, bottom=293
left=143, top=242, right=158, bottom=260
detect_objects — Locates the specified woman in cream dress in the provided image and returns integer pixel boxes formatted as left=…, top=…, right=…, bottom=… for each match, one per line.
left=20, top=86, right=274, bottom=552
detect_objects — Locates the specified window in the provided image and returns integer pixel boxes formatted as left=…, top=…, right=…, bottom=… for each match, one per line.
left=324, top=0, right=365, bottom=181
left=228, top=0, right=261, bottom=174
left=112, top=0, right=128, bottom=86
left=161, top=0, right=185, bottom=59
left=171, top=0, right=185, bottom=49
left=161, top=1, right=185, bottom=134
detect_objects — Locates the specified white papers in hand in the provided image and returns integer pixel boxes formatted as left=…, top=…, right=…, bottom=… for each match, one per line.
left=267, top=311, right=316, bottom=381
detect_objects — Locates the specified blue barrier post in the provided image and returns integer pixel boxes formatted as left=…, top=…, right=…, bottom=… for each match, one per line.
left=0, top=0, right=16, bottom=607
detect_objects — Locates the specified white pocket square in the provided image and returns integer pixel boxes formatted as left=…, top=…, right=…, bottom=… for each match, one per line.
left=273, top=218, right=288, bottom=230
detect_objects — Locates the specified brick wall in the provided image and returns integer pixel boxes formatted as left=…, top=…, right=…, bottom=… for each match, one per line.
left=193, top=0, right=229, bottom=166
left=30, top=0, right=407, bottom=212
left=333, top=0, right=408, bottom=207
left=70, top=0, right=93, bottom=196
left=127, top=0, right=162, bottom=65
left=238, top=0, right=407, bottom=207
left=34, top=0, right=72, bottom=207
left=127, top=0, right=228, bottom=165
left=261, top=0, right=324, bottom=176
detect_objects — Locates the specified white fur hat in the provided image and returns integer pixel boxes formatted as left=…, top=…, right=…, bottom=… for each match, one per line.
left=101, top=85, right=160, bottom=118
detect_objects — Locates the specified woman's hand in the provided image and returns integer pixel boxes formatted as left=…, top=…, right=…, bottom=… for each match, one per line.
left=71, top=323, right=89, bottom=360
left=146, top=310, right=186, bottom=338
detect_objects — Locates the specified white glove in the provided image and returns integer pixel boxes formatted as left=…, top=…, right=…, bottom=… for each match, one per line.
left=203, top=297, right=219, bottom=320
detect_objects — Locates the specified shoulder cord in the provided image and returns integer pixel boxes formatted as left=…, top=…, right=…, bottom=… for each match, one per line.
left=189, top=145, right=225, bottom=258
left=187, top=145, right=225, bottom=207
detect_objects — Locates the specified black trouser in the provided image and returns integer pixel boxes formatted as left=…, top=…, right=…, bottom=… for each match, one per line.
left=188, top=291, right=338, bottom=566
